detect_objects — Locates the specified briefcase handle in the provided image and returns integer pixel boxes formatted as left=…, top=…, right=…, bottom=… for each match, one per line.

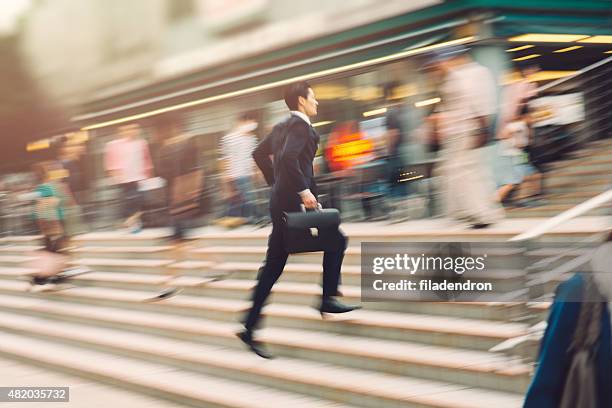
left=299, top=203, right=324, bottom=237
left=300, top=203, right=323, bottom=212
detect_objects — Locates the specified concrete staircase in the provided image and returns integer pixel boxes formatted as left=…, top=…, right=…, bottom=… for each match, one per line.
left=506, top=138, right=611, bottom=218
left=0, top=223, right=606, bottom=408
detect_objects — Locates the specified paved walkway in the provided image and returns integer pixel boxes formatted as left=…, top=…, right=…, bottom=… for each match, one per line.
left=0, top=357, right=187, bottom=408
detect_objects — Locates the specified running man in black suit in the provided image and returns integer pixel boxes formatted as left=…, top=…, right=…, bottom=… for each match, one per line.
left=238, top=82, right=360, bottom=358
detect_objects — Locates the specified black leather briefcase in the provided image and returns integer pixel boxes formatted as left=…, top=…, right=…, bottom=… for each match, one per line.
left=282, top=205, right=342, bottom=254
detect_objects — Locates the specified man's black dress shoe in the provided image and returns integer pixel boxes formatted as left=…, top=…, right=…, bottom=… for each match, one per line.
left=319, top=297, right=362, bottom=317
left=236, top=330, right=274, bottom=359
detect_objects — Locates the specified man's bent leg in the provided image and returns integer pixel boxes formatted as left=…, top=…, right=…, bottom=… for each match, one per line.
left=243, top=225, right=288, bottom=332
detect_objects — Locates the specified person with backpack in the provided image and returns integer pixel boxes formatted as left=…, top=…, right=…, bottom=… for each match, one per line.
left=524, top=230, right=612, bottom=407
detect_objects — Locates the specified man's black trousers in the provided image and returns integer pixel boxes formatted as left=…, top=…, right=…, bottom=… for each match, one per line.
left=243, top=208, right=347, bottom=332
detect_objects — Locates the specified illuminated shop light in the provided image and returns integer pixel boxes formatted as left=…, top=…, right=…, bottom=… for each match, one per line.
left=512, top=54, right=541, bottom=62
left=553, top=46, right=583, bottom=53
left=508, top=34, right=590, bottom=43
left=506, top=45, right=534, bottom=52
left=362, top=108, right=387, bottom=117
left=414, top=97, right=441, bottom=108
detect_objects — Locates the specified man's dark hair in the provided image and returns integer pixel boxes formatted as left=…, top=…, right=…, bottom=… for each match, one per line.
left=284, top=81, right=311, bottom=111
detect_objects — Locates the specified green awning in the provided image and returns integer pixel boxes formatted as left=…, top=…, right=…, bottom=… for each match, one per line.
left=493, top=12, right=612, bottom=38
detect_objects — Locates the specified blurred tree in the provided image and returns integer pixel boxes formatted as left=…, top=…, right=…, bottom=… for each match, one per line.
left=0, top=33, right=69, bottom=173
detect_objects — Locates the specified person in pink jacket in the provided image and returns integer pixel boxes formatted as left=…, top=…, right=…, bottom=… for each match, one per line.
left=104, top=123, right=153, bottom=232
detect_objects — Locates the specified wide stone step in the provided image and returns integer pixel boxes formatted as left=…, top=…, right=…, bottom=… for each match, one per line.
left=70, top=230, right=172, bottom=247
left=545, top=167, right=610, bottom=178
left=0, top=235, right=43, bottom=246
left=549, top=157, right=612, bottom=172
left=167, top=260, right=221, bottom=276
left=189, top=246, right=528, bottom=269
left=207, top=277, right=523, bottom=310
left=0, top=245, right=44, bottom=256
left=188, top=220, right=605, bottom=247
left=544, top=171, right=610, bottom=187
left=544, top=178, right=609, bottom=195
left=208, top=262, right=527, bottom=291
left=0, top=312, right=524, bottom=408
left=69, top=245, right=177, bottom=259
left=0, top=281, right=528, bottom=351
left=0, top=268, right=521, bottom=321
left=0, top=266, right=38, bottom=278
left=67, top=258, right=175, bottom=274
left=0, top=355, right=191, bottom=408
left=188, top=245, right=361, bottom=264
left=0, top=330, right=350, bottom=408
left=190, top=230, right=526, bottom=247
left=540, top=191, right=605, bottom=206
left=0, top=255, right=37, bottom=267
left=569, top=146, right=612, bottom=159
left=0, top=293, right=529, bottom=393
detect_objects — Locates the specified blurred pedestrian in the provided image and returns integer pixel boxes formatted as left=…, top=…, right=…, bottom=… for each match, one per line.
left=26, top=162, right=90, bottom=290
left=31, top=162, right=67, bottom=254
left=513, top=66, right=545, bottom=204
left=146, top=131, right=203, bottom=301
left=495, top=66, right=543, bottom=207
left=159, top=131, right=201, bottom=240
left=524, top=230, right=611, bottom=408
left=418, top=104, right=442, bottom=157
left=238, top=82, right=359, bottom=359
left=430, top=45, right=503, bottom=228
left=218, top=112, right=258, bottom=225
left=104, top=123, right=153, bottom=233
left=56, top=137, right=89, bottom=205
left=382, top=81, right=410, bottom=199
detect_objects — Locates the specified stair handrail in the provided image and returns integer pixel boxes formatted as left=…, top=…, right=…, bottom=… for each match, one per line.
left=528, top=57, right=610, bottom=152
left=536, top=56, right=611, bottom=93
left=509, top=188, right=611, bottom=242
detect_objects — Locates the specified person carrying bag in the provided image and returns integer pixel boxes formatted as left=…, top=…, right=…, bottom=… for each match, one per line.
left=237, top=82, right=360, bottom=359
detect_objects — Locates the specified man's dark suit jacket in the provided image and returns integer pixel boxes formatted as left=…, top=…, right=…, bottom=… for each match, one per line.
left=252, top=115, right=319, bottom=214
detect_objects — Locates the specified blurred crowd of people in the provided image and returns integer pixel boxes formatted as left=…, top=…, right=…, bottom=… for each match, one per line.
left=0, top=44, right=579, bottom=289
left=2, top=45, right=563, bottom=241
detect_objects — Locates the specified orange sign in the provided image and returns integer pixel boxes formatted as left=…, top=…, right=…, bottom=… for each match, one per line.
left=325, top=122, right=374, bottom=171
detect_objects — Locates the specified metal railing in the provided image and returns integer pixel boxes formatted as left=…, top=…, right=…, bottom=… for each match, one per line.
left=527, top=56, right=611, bottom=161
left=491, top=189, right=611, bottom=359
